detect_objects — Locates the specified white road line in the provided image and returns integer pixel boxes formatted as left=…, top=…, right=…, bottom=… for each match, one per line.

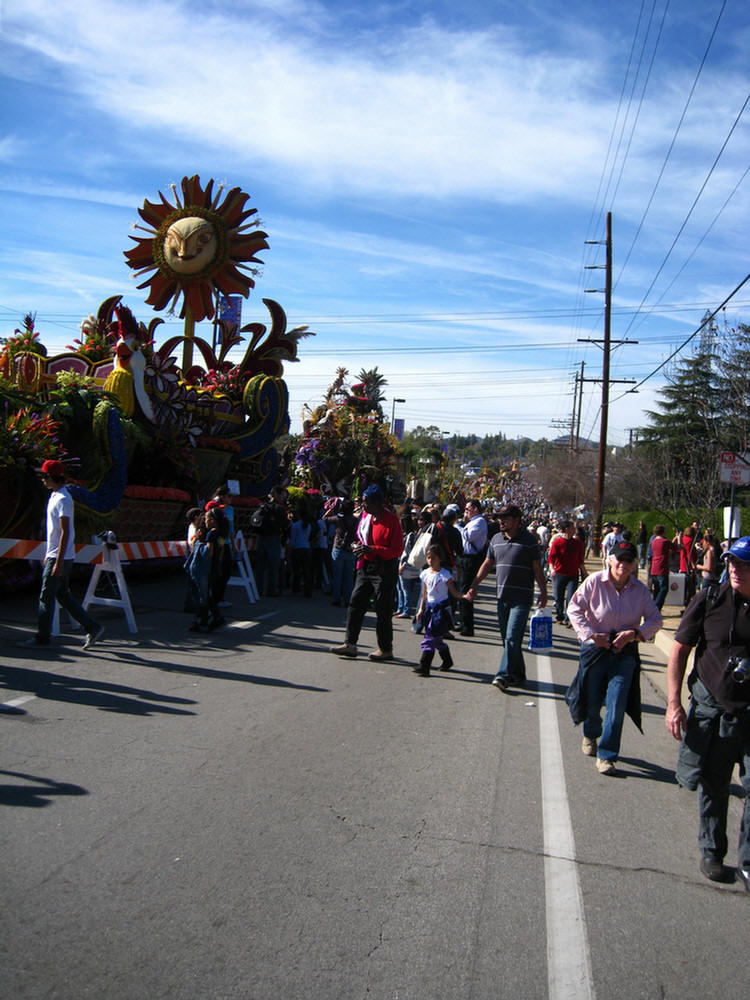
left=2, top=695, right=37, bottom=709
left=537, top=652, right=595, bottom=1000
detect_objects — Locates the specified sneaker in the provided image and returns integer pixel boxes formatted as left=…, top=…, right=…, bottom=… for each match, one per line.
left=700, top=856, right=726, bottom=882
left=596, top=757, right=616, bottom=775
left=582, top=736, right=598, bottom=757
left=491, top=675, right=510, bottom=692
left=82, top=625, right=105, bottom=650
left=737, top=866, right=750, bottom=892
left=17, top=636, right=49, bottom=647
left=368, top=648, right=393, bottom=662
left=330, top=643, right=357, bottom=657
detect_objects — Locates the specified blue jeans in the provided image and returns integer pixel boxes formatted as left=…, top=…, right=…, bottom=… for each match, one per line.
left=330, top=547, right=356, bottom=605
left=495, top=600, right=532, bottom=683
left=255, top=536, right=282, bottom=595
left=38, top=558, right=100, bottom=641
left=653, top=573, right=669, bottom=610
left=580, top=643, right=637, bottom=762
left=396, top=575, right=420, bottom=616
left=553, top=575, right=578, bottom=622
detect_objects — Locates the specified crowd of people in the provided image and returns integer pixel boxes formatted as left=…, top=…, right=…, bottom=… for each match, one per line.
left=22, top=461, right=747, bottom=893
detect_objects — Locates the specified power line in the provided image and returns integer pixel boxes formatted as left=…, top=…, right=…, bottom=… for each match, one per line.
left=621, top=85, right=750, bottom=338
left=614, top=0, right=729, bottom=292
left=612, top=269, right=750, bottom=402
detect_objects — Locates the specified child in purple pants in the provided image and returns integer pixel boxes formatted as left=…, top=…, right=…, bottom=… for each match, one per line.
left=414, top=544, right=461, bottom=677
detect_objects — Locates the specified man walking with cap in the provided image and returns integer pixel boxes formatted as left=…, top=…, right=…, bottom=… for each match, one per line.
left=330, top=485, right=403, bottom=662
left=20, top=460, right=105, bottom=649
left=566, top=540, right=662, bottom=776
left=666, top=535, right=750, bottom=888
left=464, top=503, right=547, bottom=691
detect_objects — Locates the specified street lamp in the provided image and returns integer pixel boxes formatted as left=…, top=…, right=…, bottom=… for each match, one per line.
left=391, top=398, right=406, bottom=435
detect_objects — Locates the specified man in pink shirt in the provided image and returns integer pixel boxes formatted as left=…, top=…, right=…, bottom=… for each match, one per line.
left=566, top=540, right=662, bottom=775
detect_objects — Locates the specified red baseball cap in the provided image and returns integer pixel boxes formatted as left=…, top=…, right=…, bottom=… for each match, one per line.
left=39, top=459, right=66, bottom=479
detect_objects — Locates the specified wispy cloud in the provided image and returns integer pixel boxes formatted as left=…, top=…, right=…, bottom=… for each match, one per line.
left=2, top=0, right=613, bottom=202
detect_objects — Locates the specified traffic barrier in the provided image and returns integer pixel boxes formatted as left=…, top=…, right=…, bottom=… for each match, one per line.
left=227, top=530, right=259, bottom=603
left=2, top=530, right=259, bottom=635
left=80, top=544, right=137, bottom=634
left=0, top=538, right=104, bottom=563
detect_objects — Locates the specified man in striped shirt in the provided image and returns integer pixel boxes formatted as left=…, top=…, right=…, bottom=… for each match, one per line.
left=465, top=504, right=547, bottom=692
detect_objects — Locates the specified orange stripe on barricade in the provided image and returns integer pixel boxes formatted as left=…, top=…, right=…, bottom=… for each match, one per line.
left=116, top=540, right=189, bottom=561
left=0, top=539, right=104, bottom=563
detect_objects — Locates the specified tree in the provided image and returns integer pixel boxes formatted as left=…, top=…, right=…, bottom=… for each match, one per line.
left=637, top=347, right=725, bottom=520
left=717, top=322, right=750, bottom=454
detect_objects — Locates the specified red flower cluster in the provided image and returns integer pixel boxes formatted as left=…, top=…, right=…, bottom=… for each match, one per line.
left=196, top=436, right=242, bottom=453
left=123, top=485, right=192, bottom=502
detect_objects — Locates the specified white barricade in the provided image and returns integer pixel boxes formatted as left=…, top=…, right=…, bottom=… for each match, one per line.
left=227, top=530, right=259, bottom=604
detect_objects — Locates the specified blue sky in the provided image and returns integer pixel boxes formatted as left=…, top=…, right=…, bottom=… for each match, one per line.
left=1, top=0, right=749, bottom=445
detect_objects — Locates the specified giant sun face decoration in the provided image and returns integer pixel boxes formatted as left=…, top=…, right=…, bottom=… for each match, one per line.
left=124, top=175, right=269, bottom=323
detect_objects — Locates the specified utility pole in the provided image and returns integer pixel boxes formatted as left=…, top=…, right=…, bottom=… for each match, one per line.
left=575, top=360, right=584, bottom=450
left=595, top=211, right=612, bottom=558
left=569, top=371, right=578, bottom=452
left=582, top=213, right=637, bottom=555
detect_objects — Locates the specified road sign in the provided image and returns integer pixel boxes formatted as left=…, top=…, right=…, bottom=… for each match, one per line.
left=719, top=451, right=750, bottom=485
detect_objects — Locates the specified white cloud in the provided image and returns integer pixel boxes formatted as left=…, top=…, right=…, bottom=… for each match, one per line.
left=2, top=0, right=613, bottom=203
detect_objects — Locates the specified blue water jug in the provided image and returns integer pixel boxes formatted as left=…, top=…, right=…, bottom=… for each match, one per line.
left=528, top=608, right=553, bottom=651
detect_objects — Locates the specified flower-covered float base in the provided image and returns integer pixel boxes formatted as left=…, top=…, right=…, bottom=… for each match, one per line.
left=1, top=295, right=312, bottom=538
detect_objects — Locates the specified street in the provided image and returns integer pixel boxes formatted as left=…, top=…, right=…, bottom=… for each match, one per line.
left=2, top=571, right=747, bottom=1000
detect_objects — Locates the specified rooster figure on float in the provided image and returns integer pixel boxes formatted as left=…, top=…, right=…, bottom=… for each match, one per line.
left=16, top=176, right=315, bottom=515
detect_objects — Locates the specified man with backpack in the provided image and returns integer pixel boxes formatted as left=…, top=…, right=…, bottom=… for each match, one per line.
left=252, top=486, right=289, bottom=596
left=666, top=536, right=750, bottom=889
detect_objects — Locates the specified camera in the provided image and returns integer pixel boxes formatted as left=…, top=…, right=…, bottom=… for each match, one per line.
left=726, top=656, right=750, bottom=684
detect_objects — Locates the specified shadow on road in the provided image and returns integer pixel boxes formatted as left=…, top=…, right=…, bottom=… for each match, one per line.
left=0, top=665, right=197, bottom=717
left=113, top=650, right=330, bottom=693
left=0, top=769, right=88, bottom=808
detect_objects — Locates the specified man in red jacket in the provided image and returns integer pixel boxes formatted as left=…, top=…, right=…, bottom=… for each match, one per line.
left=330, top=484, right=403, bottom=662
left=548, top=520, right=586, bottom=625
left=650, top=524, right=673, bottom=610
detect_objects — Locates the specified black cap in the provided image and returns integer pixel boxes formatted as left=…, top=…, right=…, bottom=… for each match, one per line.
left=610, top=540, right=637, bottom=562
left=496, top=504, right=522, bottom=519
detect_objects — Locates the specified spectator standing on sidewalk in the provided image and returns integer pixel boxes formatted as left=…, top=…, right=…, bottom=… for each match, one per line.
left=456, top=498, right=488, bottom=636
left=253, top=486, right=289, bottom=596
left=325, top=498, right=358, bottom=607
left=649, top=525, right=673, bottom=610
left=464, top=504, right=547, bottom=692
left=330, top=484, right=403, bottom=662
left=20, top=460, right=104, bottom=650
left=636, top=520, right=649, bottom=569
left=396, top=510, right=421, bottom=619
left=665, top=536, right=750, bottom=889
left=548, top=519, right=586, bottom=626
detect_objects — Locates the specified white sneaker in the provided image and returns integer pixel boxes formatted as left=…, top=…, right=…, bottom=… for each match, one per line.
left=596, top=757, right=615, bottom=775
left=82, top=625, right=105, bottom=650
left=582, top=737, right=598, bottom=756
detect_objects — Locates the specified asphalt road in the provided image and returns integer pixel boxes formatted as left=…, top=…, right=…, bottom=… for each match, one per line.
left=1, top=570, right=747, bottom=999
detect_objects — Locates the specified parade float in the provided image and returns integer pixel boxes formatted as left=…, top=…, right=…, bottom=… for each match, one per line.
left=291, top=365, right=399, bottom=498
left=0, top=176, right=313, bottom=583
